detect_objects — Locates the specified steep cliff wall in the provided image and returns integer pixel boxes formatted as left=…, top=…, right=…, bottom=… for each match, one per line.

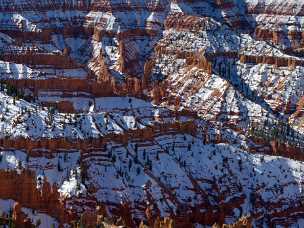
left=0, top=0, right=304, bottom=227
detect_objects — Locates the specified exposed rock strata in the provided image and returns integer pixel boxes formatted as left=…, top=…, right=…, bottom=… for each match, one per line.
left=0, top=0, right=304, bottom=227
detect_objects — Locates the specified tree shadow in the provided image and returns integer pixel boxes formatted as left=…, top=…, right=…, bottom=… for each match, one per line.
left=213, top=57, right=285, bottom=120
left=247, top=157, right=303, bottom=227
left=174, top=1, right=286, bottom=118
left=96, top=0, right=171, bottom=79
left=175, top=0, right=255, bottom=32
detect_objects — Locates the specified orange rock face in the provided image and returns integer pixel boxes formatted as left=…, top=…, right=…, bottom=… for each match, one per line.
left=0, top=170, right=73, bottom=224
left=1, top=0, right=304, bottom=227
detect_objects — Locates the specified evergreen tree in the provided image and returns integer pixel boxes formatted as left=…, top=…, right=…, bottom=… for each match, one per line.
left=134, top=153, right=138, bottom=164
left=57, top=160, right=62, bottom=172
left=36, top=219, right=41, bottom=227
left=112, top=154, right=116, bottom=163
left=136, top=167, right=140, bottom=175
left=8, top=209, right=14, bottom=228
left=64, top=152, right=68, bottom=162
left=187, top=143, right=191, bottom=151
left=128, top=159, right=132, bottom=171
left=143, top=149, right=146, bottom=160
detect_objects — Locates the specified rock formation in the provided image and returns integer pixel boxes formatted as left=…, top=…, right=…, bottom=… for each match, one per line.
left=0, top=0, right=304, bottom=227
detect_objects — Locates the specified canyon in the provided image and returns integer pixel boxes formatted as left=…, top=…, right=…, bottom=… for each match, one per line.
left=0, top=0, right=304, bottom=227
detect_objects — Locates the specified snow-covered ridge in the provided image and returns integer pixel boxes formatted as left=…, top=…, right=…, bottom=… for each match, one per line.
left=0, top=90, right=192, bottom=139
left=0, top=0, right=303, bottom=227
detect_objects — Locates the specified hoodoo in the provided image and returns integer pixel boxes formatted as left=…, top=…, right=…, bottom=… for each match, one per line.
left=0, top=0, right=304, bottom=227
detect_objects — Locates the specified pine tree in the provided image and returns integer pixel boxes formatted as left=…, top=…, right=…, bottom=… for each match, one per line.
left=134, top=153, right=138, bottom=164
left=8, top=209, right=14, bottom=228
left=136, top=167, right=140, bottom=175
left=64, top=152, right=68, bottom=162
left=112, top=154, right=116, bottom=163
left=57, top=160, right=62, bottom=172
left=36, top=219, right=41, bottom=227
left=143, top=149, right=146, bottom=160
left=187, top=143, right=191, bottom=151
